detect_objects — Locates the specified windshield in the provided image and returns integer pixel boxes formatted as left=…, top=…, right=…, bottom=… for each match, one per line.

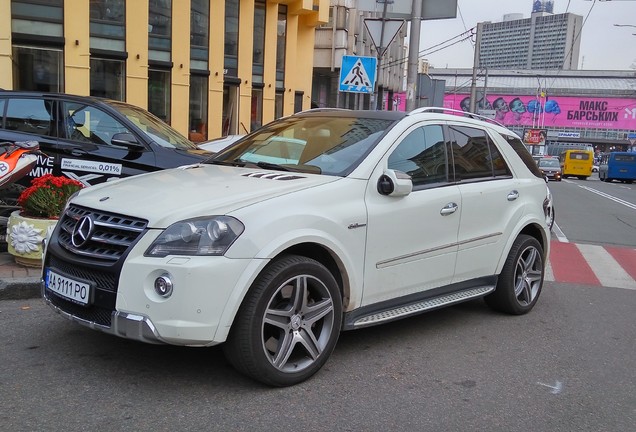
left=539, top=159, right=560, bottom=168
left=110, top=102, right=197, bottom=150
left=211, top=115, right=395, bottom=176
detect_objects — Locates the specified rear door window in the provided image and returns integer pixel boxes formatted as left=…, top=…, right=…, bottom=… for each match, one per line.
left=448, top=125, right=511, bottom=181
left=4, top=98, right=56, bottom=137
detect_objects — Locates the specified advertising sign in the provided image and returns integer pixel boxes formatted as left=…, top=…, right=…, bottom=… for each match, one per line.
left=523, top=128, right=547, bottom=146
left=443, top=94, right=636, bottom=130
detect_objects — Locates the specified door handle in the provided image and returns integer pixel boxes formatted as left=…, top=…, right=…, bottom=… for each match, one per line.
left=68, top=149, right=88, bottom=157
left=440, top=202, right=458, bottom=216
left=507, top=190, right=519, bottom=201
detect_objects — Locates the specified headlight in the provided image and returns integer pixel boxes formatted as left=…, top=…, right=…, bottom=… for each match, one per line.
left=145, top=216, right=244, bottom=257
left=543, top=187, right=554, bottom=230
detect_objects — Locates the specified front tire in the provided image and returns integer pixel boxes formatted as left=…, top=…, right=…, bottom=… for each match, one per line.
left=223, top=255, right=342, bottom=387
left=485, top=235, right=544, bottom=315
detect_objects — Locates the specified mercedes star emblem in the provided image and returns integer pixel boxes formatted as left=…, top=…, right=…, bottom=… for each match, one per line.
left=71, top=215, right=94, bottom=247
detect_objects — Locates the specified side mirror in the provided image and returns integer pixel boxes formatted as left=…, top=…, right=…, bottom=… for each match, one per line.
left=111, top=133, right=145, bottom=151
left=377, top=169, right=413, bottom=197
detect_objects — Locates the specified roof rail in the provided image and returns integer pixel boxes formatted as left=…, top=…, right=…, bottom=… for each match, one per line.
left=408, top=107, right=505, bottom=127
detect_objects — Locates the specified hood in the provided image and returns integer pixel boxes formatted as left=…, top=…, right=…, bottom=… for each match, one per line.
left=71, top=164, right=338, bottom=227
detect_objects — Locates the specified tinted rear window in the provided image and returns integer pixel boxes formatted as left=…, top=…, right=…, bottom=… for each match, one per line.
left=501, top=134, right=544, bottom=179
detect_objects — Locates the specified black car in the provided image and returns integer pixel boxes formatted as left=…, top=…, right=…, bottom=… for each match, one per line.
left=0, top=91, right=211, bottom=192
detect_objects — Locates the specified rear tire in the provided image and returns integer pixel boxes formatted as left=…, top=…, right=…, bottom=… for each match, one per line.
left=485, top=235, right=544, bottom=315
left=223, top=255, right=342, bottom=387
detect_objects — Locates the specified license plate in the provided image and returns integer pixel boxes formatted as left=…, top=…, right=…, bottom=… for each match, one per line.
left=45, top=269, right=91, bottom=305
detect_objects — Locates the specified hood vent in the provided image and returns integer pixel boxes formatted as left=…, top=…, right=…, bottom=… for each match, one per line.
left=242, top=171, right=305, bottom=181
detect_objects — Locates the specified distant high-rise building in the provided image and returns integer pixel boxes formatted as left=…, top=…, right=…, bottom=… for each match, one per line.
left=476, top=4, right=583, bottom=70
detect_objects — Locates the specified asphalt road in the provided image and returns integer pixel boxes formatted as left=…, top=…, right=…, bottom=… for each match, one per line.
left=549, top=175, right=636, bottom=248
left=2, top=281, right=635, bottom=432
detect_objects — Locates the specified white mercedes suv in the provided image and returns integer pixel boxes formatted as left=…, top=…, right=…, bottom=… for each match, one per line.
left=42, top=108, right=553, bottom=386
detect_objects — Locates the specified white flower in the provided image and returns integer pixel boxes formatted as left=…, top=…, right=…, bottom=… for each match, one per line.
left=9, top=221, right=44, bottom=255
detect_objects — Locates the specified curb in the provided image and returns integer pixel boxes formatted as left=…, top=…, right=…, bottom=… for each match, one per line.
left=0, top=278, right=41, bottom=301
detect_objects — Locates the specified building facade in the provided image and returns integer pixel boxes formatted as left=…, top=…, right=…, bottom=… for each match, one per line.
left=430, top=68, right=636, bottom=156
left=311, top=0, right=406, bottom=110
left=476, top=6, right=582, bottom=70
left=0, top=0, right=328, bottom=142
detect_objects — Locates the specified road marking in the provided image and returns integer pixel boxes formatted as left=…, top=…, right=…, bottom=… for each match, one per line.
left=537, top=380, right=563, bottom=394
left=577, top=185, right=636, bottom=210
left=551, top=222, right=568, bottom=243
left=576, top=243, right=636, bottom=290
left=545, top=240, right=636, bottom=290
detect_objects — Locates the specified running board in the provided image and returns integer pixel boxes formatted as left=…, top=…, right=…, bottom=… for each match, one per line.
left=350, top=286, right=495, bottom=329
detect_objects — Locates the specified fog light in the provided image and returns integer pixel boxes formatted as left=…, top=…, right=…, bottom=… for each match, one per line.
left=154, top=274, right=173, bottom=297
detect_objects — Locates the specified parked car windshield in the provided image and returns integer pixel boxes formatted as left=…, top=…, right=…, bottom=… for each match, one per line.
left=108, top=101, right=197, bottom=150
left=538, top=158, right=560, bottom=168
left=210, top=115, right=395, bottom=176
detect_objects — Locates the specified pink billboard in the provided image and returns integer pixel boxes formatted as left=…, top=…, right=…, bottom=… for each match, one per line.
left=443, top=94, right=636, bottom=130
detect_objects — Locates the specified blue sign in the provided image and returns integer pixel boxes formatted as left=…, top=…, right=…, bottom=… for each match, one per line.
left=628, top=133, right=636, bottom=139
left=339, top=55, right=377, bottom=94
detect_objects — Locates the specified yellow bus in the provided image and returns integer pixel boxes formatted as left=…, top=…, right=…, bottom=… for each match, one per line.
left=559, top=149, right=594, bottom=179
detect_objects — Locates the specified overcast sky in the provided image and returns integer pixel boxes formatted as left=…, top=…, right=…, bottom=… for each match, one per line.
left=418, top=0, right=636, bottom=70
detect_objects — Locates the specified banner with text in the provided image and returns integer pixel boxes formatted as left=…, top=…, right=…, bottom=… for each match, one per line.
left=443, top=94, right=636, bottom=130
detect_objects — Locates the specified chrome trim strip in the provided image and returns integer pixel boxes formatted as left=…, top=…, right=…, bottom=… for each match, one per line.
left=377, top=242, right=457, bottom=268
left=376, top=232, right=502, bottom=269
left=457, top=232, right=502, bottom=247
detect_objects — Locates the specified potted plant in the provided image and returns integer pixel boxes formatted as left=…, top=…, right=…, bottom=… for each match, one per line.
left=7, top=174, right=84, bottom=267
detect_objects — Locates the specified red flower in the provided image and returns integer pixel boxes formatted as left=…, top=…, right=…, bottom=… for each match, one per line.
left=18, top=174, right=84, bottom=219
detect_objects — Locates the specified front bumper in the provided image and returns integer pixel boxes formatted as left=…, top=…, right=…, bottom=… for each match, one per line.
left=43, top=288, right=164, bottom=344
left=43, top=231, right=264, bottom=346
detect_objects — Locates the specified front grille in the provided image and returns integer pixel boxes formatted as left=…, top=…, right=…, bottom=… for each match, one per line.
left=58, top=205, right=148, bottom=261
left=49, top=255, right=117, bottom=292
left=44, top=256, right=119, bottom=327
left=46, top=291, right=113, bottom=327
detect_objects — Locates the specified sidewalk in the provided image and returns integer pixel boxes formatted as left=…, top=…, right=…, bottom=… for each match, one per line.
left=0, top=252, right=42, bottom=300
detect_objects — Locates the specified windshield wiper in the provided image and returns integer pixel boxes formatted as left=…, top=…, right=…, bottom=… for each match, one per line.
left=203, top=159, right=245, bottom=167
left=256, top=161, right=292, bottom=171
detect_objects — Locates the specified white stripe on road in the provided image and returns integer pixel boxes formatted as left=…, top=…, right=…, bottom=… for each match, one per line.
left=578, top=185, right=636, bottom=211
left=544, top=259, right=554, bottom=282
left=575, top=243, right=636, bottom=290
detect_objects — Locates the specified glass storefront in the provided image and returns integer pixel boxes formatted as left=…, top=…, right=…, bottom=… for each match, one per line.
left=12, top=46, right=64, bottom=92
left=148, top=69, right=171, bottom=124
left=189, top=75, right=208, bottom=142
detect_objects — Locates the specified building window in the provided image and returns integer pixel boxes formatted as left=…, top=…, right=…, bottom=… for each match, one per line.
left=189, top=74, right=208, bottom=142
left=252, top=1, right=265, bottom=84
left=12, top=46, right=63, bottom=92
left=222, top=85, right=239, bottom=136
left=251, top=88, right=263, bottom=131
left=224, top=0, right=239, bottom=77
left=11, top=0, right=63, bottom=38
left=148, top=69, right=171, bottom=124
left=90, top=58, right=125, bottom=100
left=276, top=5, right=287, bottom=89
left=90, top=0, right=125, bottom=51
left=190, top=0, right=209, bottom=71
left=149, top=0, right=172, bottom=62
left=294, top=91, right=303, bottom=114
left=11, top=1, right=64, bottom=91
left=275, top=91, right=284, bottom=120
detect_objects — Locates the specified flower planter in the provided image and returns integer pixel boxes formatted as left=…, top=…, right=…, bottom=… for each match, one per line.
left=7, top=210, right=58, bottom=267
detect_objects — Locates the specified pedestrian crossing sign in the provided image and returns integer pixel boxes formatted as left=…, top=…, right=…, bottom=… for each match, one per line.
left=339, top=55, right=377, bottom=94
